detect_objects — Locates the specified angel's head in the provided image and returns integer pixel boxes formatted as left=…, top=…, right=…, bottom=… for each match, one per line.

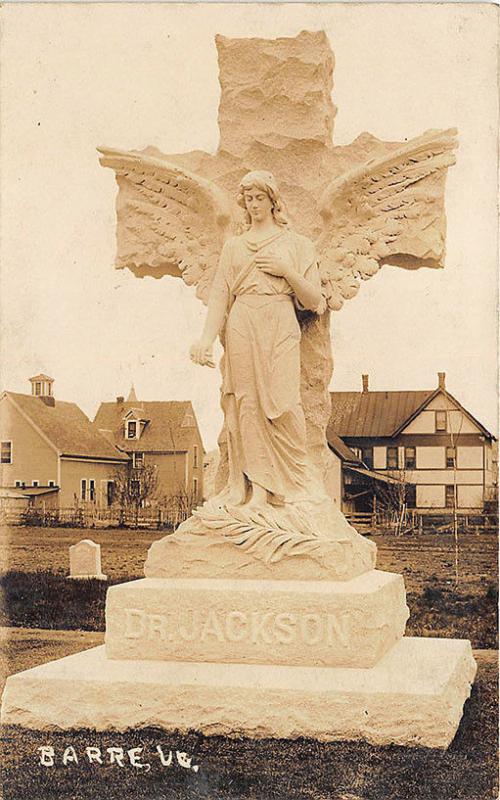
left=237, top=171, right=289, bottom=228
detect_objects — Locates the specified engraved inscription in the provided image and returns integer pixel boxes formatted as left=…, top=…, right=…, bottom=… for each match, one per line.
left=123, top=608, right=351, bottom=647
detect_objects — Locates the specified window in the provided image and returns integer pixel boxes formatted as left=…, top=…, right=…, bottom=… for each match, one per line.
left=127, top=421, right=137, bottom=439
left=132, top=452, right=144, bottom=468
left=446, top=446, right=456, bottom=469
left=35, top=382, right=42, bottom=396
left=405, top=485, right=417, bottom=508
left=15, top=480, right=22, bottom=488
left=387, top=447, right=399, bottom=469
left=193, top=476, right=198, bottom=497
left=445, top=484, right=455, bottom=508
left=32, top=480, right=39, bottom=487
left=361, top=447, right=373, bottom=469
left=89, top=479, right=96, bottom=501
left=81, top=479, right=87, bottom=501
left=131, top=479, right=141, bottom=498
left=193, top=445, right=198, bottom=469
left=404, top=447, right=416, bottom=470
left=1, top=441, right=12, bottom=464
left=435, top=411, right=447, bottom=432
left=182, top=413, right=195, bottom=428
left=107, top=481, right=115, bottom=507
left=49, top=480, right=56, bottom=487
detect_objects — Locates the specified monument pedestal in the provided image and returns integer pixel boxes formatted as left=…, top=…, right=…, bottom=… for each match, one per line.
left=1, top=638, right=476, bottom=748
left=1, top=568, right=477, bottom=748
left=105, top=572, right=409, bottom=668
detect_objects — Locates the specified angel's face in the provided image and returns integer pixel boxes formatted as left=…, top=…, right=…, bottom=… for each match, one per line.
left=243, top=187, right=273, bottom=223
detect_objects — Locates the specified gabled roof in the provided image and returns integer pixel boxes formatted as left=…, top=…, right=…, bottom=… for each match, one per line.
left=328, top=388, right=495, bottom=440
left=29, top=373, right=54, bottom=382
left=328, top=391, right=431, bottom=438
left=393, top=389, right=495, bottom=439
left=93, top=399, right=202, bottom=451
left=3, top=392, right=128, bottom=461
left=124, top=408, right=149, bottom=421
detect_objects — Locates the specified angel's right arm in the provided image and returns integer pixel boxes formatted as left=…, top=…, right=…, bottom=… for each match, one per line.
left=199, top=240, right=232, bottom=346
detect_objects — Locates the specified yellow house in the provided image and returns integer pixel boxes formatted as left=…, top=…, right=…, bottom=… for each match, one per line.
left=0, top=375, right=128, bottom=509
left=328, top=373, right=496, bottom=513
left=93, top=387, right=205, bottom=505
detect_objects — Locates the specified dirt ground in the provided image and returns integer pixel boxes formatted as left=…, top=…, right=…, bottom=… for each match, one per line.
left=0, top=525, right=160, bottom=580
left=0, top=525, right=497, bottom=592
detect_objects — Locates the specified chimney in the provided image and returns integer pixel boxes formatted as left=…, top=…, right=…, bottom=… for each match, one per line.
left=116, top=396, right=124, bottom=404
left=362, top=374, right=369, bottom=394
left=438, top=372, right=446, bottom=391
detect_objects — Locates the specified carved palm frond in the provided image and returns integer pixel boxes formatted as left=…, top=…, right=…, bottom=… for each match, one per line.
left=317, top=128, right=458, bottom=310
left=192, top=502, right=326, bottom=564
left=98, top=147, right=242, bottom=303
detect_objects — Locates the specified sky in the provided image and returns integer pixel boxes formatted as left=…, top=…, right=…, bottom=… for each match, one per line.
left=1, top=3, right=498, bottom=450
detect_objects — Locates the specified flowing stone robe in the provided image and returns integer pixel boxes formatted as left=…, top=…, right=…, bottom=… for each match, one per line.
left=211, top=227, right=322, bottom=504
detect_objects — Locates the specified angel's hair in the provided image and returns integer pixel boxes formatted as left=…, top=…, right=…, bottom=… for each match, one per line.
left=237, top=171, right=290, bottom=228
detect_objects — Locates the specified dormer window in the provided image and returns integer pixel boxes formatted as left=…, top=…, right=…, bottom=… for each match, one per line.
left=126, top=421, right=138, bottom=439
left=182, top=412, right=195, bottom=428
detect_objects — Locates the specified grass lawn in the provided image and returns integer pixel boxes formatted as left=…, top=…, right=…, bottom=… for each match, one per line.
left=0, top=630, right=498, bottom=800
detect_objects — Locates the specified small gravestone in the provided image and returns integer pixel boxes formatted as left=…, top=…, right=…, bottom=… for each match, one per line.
left=68, top=539, right=107, bottom=580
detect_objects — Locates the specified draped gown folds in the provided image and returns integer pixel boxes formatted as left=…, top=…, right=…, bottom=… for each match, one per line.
left=210, top=227, right=323, bottom=505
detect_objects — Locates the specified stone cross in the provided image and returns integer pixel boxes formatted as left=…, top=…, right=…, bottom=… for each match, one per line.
left=99, top=30, right=456, bottom=495
left=69, top=539, right=107, bottom=581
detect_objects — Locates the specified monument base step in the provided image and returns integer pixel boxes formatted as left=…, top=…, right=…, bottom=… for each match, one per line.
left=1, top=637, right=476, bottom=748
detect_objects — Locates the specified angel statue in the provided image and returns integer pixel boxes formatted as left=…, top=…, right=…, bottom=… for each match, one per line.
left=98, top=32, right=457, bottom=581
left=189, top=170, right=326, bottom=510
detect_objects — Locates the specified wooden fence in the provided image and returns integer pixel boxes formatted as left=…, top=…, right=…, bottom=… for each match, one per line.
left=0, top=502, right=193, bottom=530
left=2, top=502, right=497, bottom=534
left=344, top=508, right=498, bottom=535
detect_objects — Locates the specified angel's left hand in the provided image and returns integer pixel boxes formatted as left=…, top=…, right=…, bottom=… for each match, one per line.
left=254, top=254, right=291, bottom=279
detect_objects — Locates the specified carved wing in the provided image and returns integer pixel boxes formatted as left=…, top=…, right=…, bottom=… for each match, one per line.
left=317, top=128, right=458, bottom=310
left=98, top=147, right=242, bottom=303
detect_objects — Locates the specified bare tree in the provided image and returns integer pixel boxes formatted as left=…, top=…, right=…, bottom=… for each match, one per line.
left=161, top=484, right=199, bottom=529
left=444, top=406, right=464, bottom=585
left=111, top=461, right=159, bottom=527
left=374, top=469, right=413, bottom=535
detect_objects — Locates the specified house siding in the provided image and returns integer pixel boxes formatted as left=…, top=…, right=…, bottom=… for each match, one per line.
left=142, top=452, right=189, bottom=501
left=59, top=458, right=125, bottom=507
left=417, top=485, right=445, bottom=508
left=457, top=485, right=484, bottom=508
left=0, top=397, right=58, bottom=488
left=340, top=397, right=494, bottom=512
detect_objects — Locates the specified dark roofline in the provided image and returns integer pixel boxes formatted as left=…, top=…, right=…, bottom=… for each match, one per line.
left=61, top=452, right=129, bottom=462
left=327, top=437, right=363, bottom=465
left=392, top=388, right=496, bottom=440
